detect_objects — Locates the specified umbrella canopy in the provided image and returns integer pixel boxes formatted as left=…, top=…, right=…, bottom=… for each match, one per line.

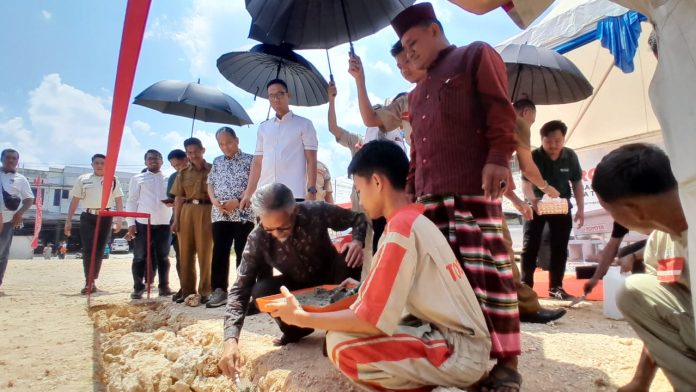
left=246, top=0, right=415, bottom=50
left=217, top=43, right=328, bottom=107
left=133, top=80, right=253, bottom=127
left=497, top=43, right=594, bottom=105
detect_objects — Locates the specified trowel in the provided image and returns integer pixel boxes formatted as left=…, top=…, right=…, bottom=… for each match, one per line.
left=235, top=374, right=253, bottom=392
left=567, top=294, right=586, bottom=308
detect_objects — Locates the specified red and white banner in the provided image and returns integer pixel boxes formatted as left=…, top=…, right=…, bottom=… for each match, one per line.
left=31, top=177, right=42, bottom=249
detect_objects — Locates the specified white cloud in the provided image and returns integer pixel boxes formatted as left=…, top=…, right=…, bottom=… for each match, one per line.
left=131, top=120, right=156, bottom=136
left=0, top=117, right=42, bottom=167
left=371, top=60, right=394, bottom=75
left=0, top=74, right=147, bottom=170
left=169, top=0, right=249, bottom=79
left=41, top=10, right=52, bottom=20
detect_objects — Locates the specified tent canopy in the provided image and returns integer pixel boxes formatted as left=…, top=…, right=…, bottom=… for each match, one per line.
left=496, top=0, right=660, bottom=151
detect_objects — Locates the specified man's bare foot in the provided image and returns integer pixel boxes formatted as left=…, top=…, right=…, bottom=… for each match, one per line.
left=617, top=379, right=649, bottom=392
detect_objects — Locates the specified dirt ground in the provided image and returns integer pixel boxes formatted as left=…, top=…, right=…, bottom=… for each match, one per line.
left=0, top=257, right=672, bottom=391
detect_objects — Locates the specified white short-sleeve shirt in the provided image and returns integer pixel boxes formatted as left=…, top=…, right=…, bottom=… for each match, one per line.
left=1, top=172, right=34, bottom=222
left=254, top=111, right=319, bottom=198
left=70, top=173, right=123, bottom=209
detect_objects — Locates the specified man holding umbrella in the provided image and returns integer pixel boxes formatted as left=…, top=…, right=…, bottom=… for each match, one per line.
left=392, top=3, right=521, bottom=390
left=240, top=79, right=319, bottom=208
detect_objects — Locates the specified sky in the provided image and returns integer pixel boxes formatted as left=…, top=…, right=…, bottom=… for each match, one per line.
left=0, top=0, right=522, bottom=202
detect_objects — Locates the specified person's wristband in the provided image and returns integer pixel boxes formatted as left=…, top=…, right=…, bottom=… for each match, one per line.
left=539, top=181, right=549, bottom=191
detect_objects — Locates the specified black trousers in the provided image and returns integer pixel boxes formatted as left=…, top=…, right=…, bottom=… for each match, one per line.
left=211, top=220, right=255, bottom=291
left=172, top=233, right=180, bottom=279
left=249, top=253, right=361, bottom=339
left=79, top=212, right=112, bottom=282
left=521, top=210, right=573, bottom=290
left=371, top=217, right=387, bottom=255
left=132, top=223, right=171, bottom=290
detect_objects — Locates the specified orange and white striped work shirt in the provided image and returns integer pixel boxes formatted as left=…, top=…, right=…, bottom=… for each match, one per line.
left=351, top=204, right=490, bottom=339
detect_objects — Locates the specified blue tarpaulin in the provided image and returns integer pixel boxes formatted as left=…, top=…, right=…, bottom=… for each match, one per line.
left=553, top=11, right=647, bottom=73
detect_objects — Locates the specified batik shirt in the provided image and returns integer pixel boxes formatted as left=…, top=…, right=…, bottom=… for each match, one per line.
left=208, top=150, right=254, bottom=223
left=224, top=202, right=368, bottom=340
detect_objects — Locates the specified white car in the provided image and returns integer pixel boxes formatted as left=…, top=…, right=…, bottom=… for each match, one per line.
left=111, top=238, right=130, bottom=253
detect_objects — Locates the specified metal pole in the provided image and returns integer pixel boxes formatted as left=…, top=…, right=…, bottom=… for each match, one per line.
left=338, top=0, right=355, bottom=56
left=326, top=49, right=334, bottom=82
left=190, top=107, right=197, bottom=137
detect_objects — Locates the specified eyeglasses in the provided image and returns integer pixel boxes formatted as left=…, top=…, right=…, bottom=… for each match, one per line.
left=268, top=91, right=287, bottom=100
left=262, top=224, right=293, bottom=234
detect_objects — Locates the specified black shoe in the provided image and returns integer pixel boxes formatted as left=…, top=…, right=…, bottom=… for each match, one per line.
left=172, top=290, right=183, bottom=303
left=520, top=308, right=567, bottom=324
left=548, top=287, right=576, bottom=301
left=246, top=303, right=260, bottom=316
left=175, top=294, right=185, bottom=304
left=80, top=283, right=97, bottom=295
left=130, top=288, right=145, bottom=300
left=200, top=295, right=209, bottom=305
left=205, top=288, right=228, bottom=308
left=158, top=287, right=174, bottom=297
left=272, top=329, right=314, bottom=346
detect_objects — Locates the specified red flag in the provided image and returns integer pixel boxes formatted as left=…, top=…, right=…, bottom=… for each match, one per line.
left=100, top=0, right=152, bottom=210
left=31, top=177, right=42, bottom=249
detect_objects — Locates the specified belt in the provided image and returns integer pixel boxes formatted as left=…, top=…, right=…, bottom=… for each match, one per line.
left=85, top=208, right=110, bottom=215
left=184, top=199, right=211, bottom=205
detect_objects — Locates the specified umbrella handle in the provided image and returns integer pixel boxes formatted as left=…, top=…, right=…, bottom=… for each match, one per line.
left=325, top=49, right=334, bottom=82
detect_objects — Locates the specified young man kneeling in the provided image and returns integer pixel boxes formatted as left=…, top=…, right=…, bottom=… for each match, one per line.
left=267, top=140, right=491, bottom=391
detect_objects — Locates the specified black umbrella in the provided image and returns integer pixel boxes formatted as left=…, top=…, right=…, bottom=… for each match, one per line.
left=133, top=80, right=253, bottom=136
left=217, top=43, right=329, bottom=107
left=246, top=0, right=414, bottom=79
left=497, top=44, right=593, bottom=105
left=247, top=0, right=414, bottom=51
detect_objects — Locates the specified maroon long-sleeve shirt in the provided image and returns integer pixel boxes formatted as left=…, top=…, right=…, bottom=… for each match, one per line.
left=407, top=42, right=517, bottom=197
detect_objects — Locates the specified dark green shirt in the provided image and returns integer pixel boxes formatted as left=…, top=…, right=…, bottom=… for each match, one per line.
left=167, top=172, right=178, bottom=199
left=525, top=147, right=582, bottom=200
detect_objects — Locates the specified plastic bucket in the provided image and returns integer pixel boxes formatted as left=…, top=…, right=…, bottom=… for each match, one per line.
left=603, top=266, right=626, bottom=320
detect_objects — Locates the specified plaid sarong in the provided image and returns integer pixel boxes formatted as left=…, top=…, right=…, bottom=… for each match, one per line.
left=419, top=194, right=521, bottom=358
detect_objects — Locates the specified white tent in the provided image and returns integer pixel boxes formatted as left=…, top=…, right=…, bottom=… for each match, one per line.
left=497, top=0, right=661, bottom=152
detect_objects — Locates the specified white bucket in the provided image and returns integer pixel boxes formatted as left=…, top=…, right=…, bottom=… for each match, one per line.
left=603, top=266, right=627, bottom=320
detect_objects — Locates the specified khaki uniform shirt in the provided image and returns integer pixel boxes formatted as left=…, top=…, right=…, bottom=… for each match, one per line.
left=171, top=162, right=212, bottom=200
left=351, top=204, right=489, bottom=339
left=375, top=95, right=412, bottom=145
left=316, top=161, right=333, bottom=202
left=335, top=128, right=363, bottom=212
left=70, top=173, right=123, bottom=209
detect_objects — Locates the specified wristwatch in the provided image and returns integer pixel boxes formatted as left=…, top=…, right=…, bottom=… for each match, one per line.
left=307, top=186, right=318, bottom=194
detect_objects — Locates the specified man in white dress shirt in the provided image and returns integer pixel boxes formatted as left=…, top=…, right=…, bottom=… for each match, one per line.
left=125, top=150, right=173, bottom=299
left=239, top=79, right=319, bottom=208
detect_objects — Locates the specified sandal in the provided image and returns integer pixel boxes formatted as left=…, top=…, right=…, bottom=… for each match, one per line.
left=478, top=364, right=522, bottom=392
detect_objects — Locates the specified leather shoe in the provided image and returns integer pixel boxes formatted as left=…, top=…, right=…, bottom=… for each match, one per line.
left=158, top=287, right=174, bottom=296
left=520, top=308, right=566, bottom=324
